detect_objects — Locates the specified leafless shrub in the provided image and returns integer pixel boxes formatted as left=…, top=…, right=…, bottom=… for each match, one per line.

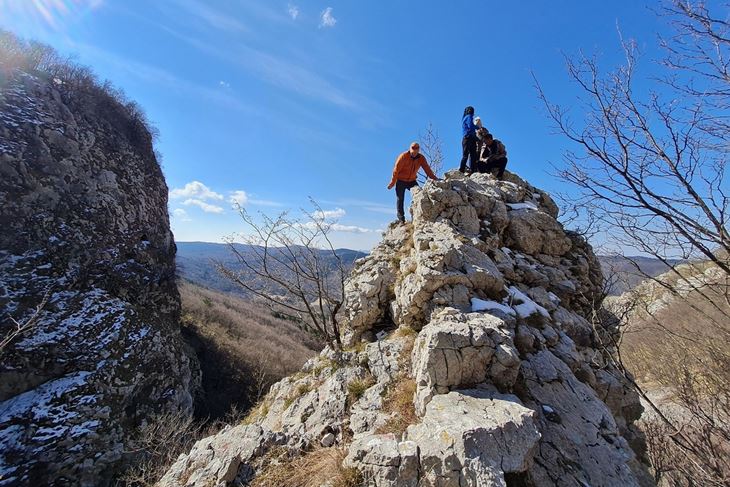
left=218, top=200, right=350, bottom=351
left=116, top=406, right=246, bottom=487
left=1, top=292, right=49, bottom=356
left=418, top=122, right=444, bottom=183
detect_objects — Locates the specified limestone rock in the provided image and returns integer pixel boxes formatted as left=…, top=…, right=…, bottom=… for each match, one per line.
left=410, top=309, right=518, bottom=415
left=161, top=170, right=650, bottom=487
left=406, top=390, right=540, bottom=487
left=0, top=68, right=195, bottom=484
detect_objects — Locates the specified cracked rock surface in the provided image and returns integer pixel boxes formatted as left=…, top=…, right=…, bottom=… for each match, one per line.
left=0, top=69, right=196, bottom=485
left=160, top=170, right=654, bottom=486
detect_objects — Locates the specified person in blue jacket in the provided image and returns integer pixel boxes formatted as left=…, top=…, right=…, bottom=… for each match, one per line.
left=459, top=106, right=479, bottom=173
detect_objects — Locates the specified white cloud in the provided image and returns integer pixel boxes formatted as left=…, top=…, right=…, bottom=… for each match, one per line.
left=314, top=208, right=346, bottom=220
left=183, top=199, right=225, bottom=214
left=219, top=80, right=231, bottom=88
left=331, top=224, right=373, bottom=233
left=319, top=7, right=336, bottom=28
left=170, top=181, right=224, bottom=201
left=229, top=190, right=249, bottom=206
left=172, top=208, right=192, bottom=221
left=287, top=3, right=299, bottom=19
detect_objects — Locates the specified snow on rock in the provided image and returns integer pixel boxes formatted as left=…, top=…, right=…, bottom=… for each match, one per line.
left=508, top=286, right=550, bottom=319
left=506, top=201, right=539, bottom=211
left=470, top=297, right=516, bottom=316
left=0, top=67, right=196, bottom=485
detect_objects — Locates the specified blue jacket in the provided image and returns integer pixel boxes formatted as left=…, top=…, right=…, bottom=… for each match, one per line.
left=462, top=114, right=477, bottom=138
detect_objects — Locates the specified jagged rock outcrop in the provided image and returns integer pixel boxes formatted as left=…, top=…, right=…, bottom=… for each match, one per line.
left=160, top=170, right=652, bottom=487
left=0, top=68, right=195, bottom=485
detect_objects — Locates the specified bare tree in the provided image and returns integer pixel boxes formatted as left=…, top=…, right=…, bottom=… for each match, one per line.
left=217, top=200, right=348, bottom=351
left=418, top=122, right=444, bottom=183
left=1, top=292, right=48, bottom=356
left=536, top=2, right=730, bottom=484
left=535, top=0, right=730, bottom=326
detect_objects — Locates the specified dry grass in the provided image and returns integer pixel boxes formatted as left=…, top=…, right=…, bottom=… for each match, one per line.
left=375, top=377, right=417, bottom=437
left=250, top=447, right=362, bottom=487
left=117, top=408, right=244, bottom=486
left=347, top=375, right=375, bottom=405
left=179, top=281, right=319, bottom=419
left=615, top=263, right=730, bottom=486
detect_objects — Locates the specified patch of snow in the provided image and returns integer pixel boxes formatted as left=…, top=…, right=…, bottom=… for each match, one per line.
left=547, top=292, right=560, bottom=304
left=506, top=202, right=538, bottom=211
left=508, top=286, right=550, bottom=318
left=541, top=404, right=555, bottom=414
left=471, top=298, right=516, bottom=316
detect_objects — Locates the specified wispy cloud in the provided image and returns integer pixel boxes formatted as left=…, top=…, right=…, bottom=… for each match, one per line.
left=314, top=208, right=346, bottom=220
left=183, top=199, right=225, bottom=214
left=174, top=0, right=249, bottom=33
left=319, top=7, right=337, bottom=28
left=172, top=208, right=192, bottom=221
left=229, top=190, right=249, bottom=206
left=296, top=221, right=375, bottom=233
left=321, top=198, right=395, bottom=216
left=71, top=42, right=253, bottom=114
left=331, top=224, right=373, bottom=233
left=170, top=181, right=224, bottom=201
left=219, top=80, right=231, bottom=88
left=287, top=3, right=299, bottom=20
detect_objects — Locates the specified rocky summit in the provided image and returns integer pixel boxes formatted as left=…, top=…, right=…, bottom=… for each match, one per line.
left=0, top=69, right=196, bottom=484
left=159, top=171, right=652, bottom=487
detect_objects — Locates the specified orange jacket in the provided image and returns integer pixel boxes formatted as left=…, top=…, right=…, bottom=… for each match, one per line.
left=388, top=151, right=437, bottom=187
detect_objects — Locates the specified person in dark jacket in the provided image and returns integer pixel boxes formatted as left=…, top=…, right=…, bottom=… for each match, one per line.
left=482, top=133, right=508, bottom=179
left=459, top=106, right=479, bottom=173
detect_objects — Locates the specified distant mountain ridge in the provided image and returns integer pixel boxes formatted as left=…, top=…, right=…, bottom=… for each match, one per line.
left=177, top=241, right=677, bottom=297
left=176, top=241, right=367, bottom=296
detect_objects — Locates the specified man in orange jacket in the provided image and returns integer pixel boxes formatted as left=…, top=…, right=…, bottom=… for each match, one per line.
left=387, top=142, right=438, bottom=223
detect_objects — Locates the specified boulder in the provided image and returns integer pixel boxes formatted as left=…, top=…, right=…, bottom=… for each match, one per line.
left=406, top=390, right=540, bottom=487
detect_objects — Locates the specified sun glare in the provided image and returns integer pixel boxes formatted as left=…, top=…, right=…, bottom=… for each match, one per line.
left=0, top=0, right=102, bottom=28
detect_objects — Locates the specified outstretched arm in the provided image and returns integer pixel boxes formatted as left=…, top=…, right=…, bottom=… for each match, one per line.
left=420, top=157, right=438, bottom=180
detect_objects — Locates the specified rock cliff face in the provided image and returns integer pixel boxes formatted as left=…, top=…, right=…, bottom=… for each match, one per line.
left=0, top=69, right=195, bottom=484
left=160, top=171, right=652, bottom=486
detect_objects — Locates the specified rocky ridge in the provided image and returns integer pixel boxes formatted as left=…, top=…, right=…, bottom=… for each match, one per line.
left=160, top=171, right=652, bottom=486
left=0, top=68, right=196, bottom=485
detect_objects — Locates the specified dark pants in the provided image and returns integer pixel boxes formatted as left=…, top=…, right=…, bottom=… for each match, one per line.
left=460, top=135, right=479, bottom=173
left=482, top=157, right=507, bottom=179
left=396, top=180, right=418, bottom=222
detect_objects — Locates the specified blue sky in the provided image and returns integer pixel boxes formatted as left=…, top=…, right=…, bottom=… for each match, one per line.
left=2, top=0, right=678, bottom=250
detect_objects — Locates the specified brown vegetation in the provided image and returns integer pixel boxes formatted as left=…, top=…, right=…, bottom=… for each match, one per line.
left=250, top=447, right=362, bottom=487
left=616, top=274, right=730, bottom=486
left=179, top=280, right=319, bottom=419
left=375, top=377, right=417, bottom=437
left=117, top=409, right=244, bottom=487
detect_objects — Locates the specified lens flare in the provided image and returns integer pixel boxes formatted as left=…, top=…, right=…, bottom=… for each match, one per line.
left=0, top=0, right=102, bottom=29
